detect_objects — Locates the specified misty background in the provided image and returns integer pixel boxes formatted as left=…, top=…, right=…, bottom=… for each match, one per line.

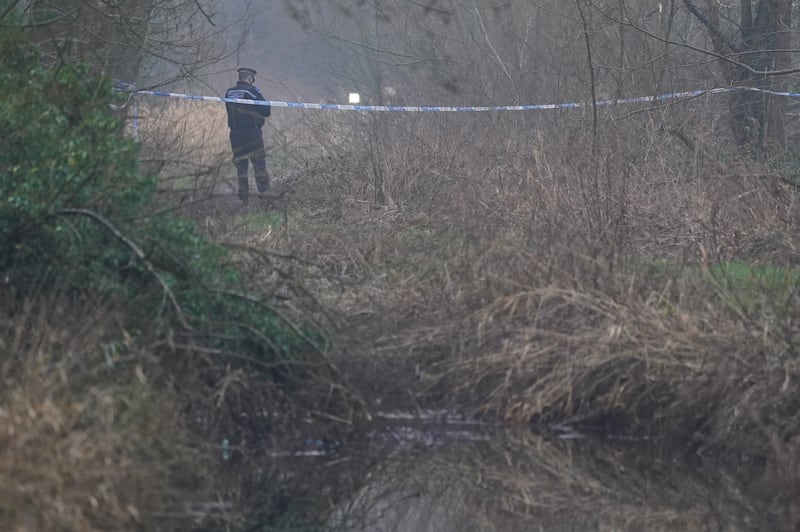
left=139, top=1, right=737, bottom=120
left=141, top=2, right=343, bottom=102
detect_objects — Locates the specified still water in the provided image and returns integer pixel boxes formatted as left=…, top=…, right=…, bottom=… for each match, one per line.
left=219, top=412, right=799, bottom=532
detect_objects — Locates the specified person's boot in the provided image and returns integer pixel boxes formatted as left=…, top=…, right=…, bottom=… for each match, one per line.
left=254, top=161, right=270, bottom=197
left=258, top=175, right=273, bottom=212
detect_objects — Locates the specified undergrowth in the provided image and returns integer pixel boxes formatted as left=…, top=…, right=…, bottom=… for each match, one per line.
left=250, top=105, right=800, bottom=473
left=0, top=16, right=348, bottom=532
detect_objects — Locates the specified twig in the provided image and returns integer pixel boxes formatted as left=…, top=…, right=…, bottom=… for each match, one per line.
left=311, top=410, right=353, bottom=425
left=193, top=0, right=216, bottom=27
left=474, top=4, right=513, bottom=82
left=408, top=0, right=453, bottom=17
left=680, top=0, right=740, bottom=54
left=585, top=0, right=800, bottom=78
left=575, top=0, right=598, bottom=150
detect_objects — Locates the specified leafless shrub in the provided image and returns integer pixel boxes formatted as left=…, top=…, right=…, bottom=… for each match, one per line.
left=22, top=0, right=228, bottom=83
left=258, top=77, right=800, bottom=467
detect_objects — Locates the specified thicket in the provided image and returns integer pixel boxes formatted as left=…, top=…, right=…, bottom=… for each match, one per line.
left=0, top=22, right=308, bottom=364
left=0, top=15, right=339, bottom=531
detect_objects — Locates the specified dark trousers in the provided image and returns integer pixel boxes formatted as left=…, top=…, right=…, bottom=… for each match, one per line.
left=230, top=129, right=269, bottom=201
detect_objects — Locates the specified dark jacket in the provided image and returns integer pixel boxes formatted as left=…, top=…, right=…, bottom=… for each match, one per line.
left=225, top=81, right=271, bottom=130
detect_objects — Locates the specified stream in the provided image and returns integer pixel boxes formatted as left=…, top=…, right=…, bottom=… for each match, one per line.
left=212, top=412, right=799, bottom=531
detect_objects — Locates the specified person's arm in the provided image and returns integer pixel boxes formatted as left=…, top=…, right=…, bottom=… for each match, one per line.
left=224, top=89, right=235, bottom=128
left=251, top=86, right=271, bottom=118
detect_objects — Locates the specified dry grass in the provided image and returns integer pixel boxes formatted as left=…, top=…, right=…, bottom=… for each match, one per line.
left=0, top=288, right=346, bottom=531
left=226, top=98, right=800, bottom=470
left=132, top=97, right=233, bottom=205
left=0, top=292, right=229, bottom=532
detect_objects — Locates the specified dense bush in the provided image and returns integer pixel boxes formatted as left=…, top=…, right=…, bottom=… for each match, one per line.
left=0, top=23, right=305, bottom=365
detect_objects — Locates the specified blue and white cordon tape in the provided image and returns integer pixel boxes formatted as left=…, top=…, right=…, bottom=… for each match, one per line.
left=113, top=82, right=800, bottom=113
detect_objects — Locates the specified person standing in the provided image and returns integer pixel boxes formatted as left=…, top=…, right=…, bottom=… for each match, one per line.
left=225, top=67, right=271, bottom=204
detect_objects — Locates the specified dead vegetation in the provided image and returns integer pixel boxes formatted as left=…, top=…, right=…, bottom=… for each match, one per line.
left=220, top=98, right=800, bottom=472
left=0, top=292, right=220, bottom=531
left=9, top=86, right=800, bottom=530
left=0, top=283, right=359, bottom=531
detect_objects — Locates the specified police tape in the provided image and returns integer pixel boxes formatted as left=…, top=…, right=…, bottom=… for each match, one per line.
left=113, top=85, right=800, bottom=113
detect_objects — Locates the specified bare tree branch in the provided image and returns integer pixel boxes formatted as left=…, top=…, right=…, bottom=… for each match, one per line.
left=575, top=0, right=598, bottom=146
left=680, top=0, right=742, bottom=54
left=474, top=3, right=512, bottom=82
left=407, top=0, right=453, bottom=17
left=192, top=0, right=216, bottom=27
left=588, top=0, right=800, bottom=78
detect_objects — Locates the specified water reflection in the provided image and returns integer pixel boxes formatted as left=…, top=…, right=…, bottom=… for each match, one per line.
left=333, top=418, right=800, bottom=532
left=222, top=417, right=799, bottom=532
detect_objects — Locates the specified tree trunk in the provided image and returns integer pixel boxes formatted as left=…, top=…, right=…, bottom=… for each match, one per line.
left=684, top=0, right=792, bottom=158
left=761, top=0, right=792, bottom=157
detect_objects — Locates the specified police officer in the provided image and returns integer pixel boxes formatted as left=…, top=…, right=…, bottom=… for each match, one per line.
left=225, top=67, right=271, bottom=204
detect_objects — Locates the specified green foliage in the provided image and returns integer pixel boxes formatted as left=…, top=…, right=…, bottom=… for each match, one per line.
left=0, top=24, right=308, bottom=367
left=0, top=26, right=148, bottom=268
left=706, top=261, right=799, bottom=316
left=621, top=254, right=797, bottom=319
left=708, top=261, right=798, bottom=292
